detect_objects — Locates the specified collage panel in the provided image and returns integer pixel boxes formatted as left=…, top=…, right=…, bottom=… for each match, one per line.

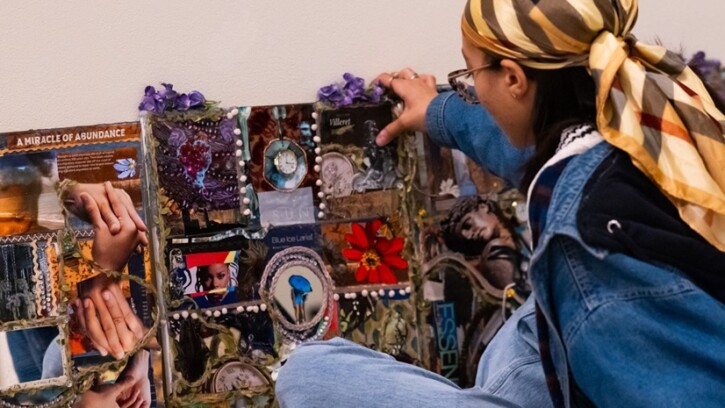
left=0, top=151, right=61, bottom=237
left=0, top=240, right=61, bottom=329
left=210, top=309, right=277, bottom=364
left=57, top=142, right=146, bottom=233
left=152, top=116, right=242, bottom=236
left=418, top=259, right=505, bottom=388
left=334, top=293, right=419, bottom=365
left=421, top=195, right=530, bottom=294
left=320, top=218, right=410, bottom=287
left=0, top=244, right=39, bottom=324
left=242, top=104, right=318, bottom=194
left=416, top=134, right=509, bottom=214
left=0, top=324, right=68, bottom=405
left=168, top=316, right=218, bottom=387
left=238, top=104, right=323, bottom=227
left=1, top=122, right=158, bottom=406
left=2, top=325, right=61, bottom=387
left=260, top=244, right=335, bottom=344
left=168, top=234, right=267, bottom=309
left=178, top=250, right=242, bottom=309
left=416, top=192, right=533, bottom=388
left=64, top=240, right=153, bottom=365
left=167, top=312, right=274, bottom=401
left=317, top=102, right=402, bottom=197
left=316, top=102, right=410, bottom=224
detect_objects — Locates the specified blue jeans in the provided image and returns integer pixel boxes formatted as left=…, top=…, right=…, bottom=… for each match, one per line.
left=6, top=326, right=59, bottom=383
left=276, top=297, right=551, bottom=408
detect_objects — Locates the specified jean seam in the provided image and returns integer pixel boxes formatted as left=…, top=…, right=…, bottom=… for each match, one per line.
left=425, top=91, right=456, bottom=147
left=436, top=92, right=453, bottom=146
left=480, top=354, right=543, bottom=395
left=559, top=238, right=595, bottom=311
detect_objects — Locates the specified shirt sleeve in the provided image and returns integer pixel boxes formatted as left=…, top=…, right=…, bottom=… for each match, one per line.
left=425, top=91, right=534, bottom=188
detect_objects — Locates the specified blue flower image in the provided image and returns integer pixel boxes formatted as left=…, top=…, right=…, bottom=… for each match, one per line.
left=113, top=158, right=136, bottom=179
left=289, top=274, right=312, bottom=323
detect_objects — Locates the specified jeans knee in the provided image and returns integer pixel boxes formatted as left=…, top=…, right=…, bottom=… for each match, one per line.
left=276, top=338, right=373, bottom=407
left=276, top=339, right=342, bottom=402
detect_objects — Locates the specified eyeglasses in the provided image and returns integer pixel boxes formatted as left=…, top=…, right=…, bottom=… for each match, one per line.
left=447, top=63, right=493, bottom=104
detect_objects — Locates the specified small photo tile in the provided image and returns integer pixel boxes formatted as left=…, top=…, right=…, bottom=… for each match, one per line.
left=242, top=104, right=318, bottom=194
left=320, top=219, right=409, bottom=287
left=317, top=103, right=403, bottom=198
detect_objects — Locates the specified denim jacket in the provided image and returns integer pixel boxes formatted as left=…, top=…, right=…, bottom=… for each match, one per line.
left=426, top=93, right=725, bottom=407
left=532, top=142, right=725, bottom=407
left=426, top=91, right=533, bottom=187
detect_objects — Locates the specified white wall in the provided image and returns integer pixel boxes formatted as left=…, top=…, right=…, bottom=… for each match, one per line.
left=0, top=0, right=723, bottom=133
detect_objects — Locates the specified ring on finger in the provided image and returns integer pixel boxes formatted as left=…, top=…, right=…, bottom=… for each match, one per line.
left=410, top=73, right=420, bottom=80
left=391, top=71, right=400, bottom=79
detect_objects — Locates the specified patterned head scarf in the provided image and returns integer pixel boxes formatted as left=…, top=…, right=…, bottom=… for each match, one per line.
left=463, top=0, right=725, bottom=251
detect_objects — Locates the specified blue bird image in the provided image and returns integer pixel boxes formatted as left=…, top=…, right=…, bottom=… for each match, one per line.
left=289, top=275, right=312, bottom=323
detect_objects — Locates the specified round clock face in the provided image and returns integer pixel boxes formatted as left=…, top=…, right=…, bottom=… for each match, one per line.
left=274, top=149, right=298, bottom=176
left=263, top=140, right=307, bottom=191
left=320, top=152, right=355, bottom=197
left=212, top=361, right=268, bottom=393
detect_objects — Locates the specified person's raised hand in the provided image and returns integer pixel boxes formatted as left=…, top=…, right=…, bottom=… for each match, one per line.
left=65, top=182, right=147, bottom=245
left=375, top=67, right=438, bottom=146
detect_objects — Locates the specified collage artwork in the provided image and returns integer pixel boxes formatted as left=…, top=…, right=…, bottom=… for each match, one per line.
left=0, top=79, right=530, bottom=407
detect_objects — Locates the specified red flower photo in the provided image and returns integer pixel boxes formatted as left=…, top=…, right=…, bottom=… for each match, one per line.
left=341, top=220, right=408, bottom=284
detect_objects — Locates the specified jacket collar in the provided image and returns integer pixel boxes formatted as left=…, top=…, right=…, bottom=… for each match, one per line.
left=531, top=141, right=613, bottom=264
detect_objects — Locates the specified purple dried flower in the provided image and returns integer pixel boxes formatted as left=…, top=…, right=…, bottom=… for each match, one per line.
left=340, top=94, right=353, bottom=106
left=318, top=73, right=387, bottom=107
left=188, top=91, right=205, bottom=108
left=318, top=84, right=340, bottom=99
left=139, top=83, right=209, bottom=113
left=159, top=83, right=177, bottom=102
left=688, top=51, right=725, bottom=104
left=344, top=86, right=364, bottom=100
left=688, top=51, right=721, bottom=81
left=689, top=51, right=721, bottom=77
left=318, top=83, right=350, bottom=107
left=343, top=73, right=365, bottom=90
left=361, top=80, right=385, bottom=104
left=343, top=73, right=365, bottom=100
left=138, top=96, right=158, bottom=112
left=139, top=84, right=169, bottom=113
left=174, top=93, right=191, bottom=111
